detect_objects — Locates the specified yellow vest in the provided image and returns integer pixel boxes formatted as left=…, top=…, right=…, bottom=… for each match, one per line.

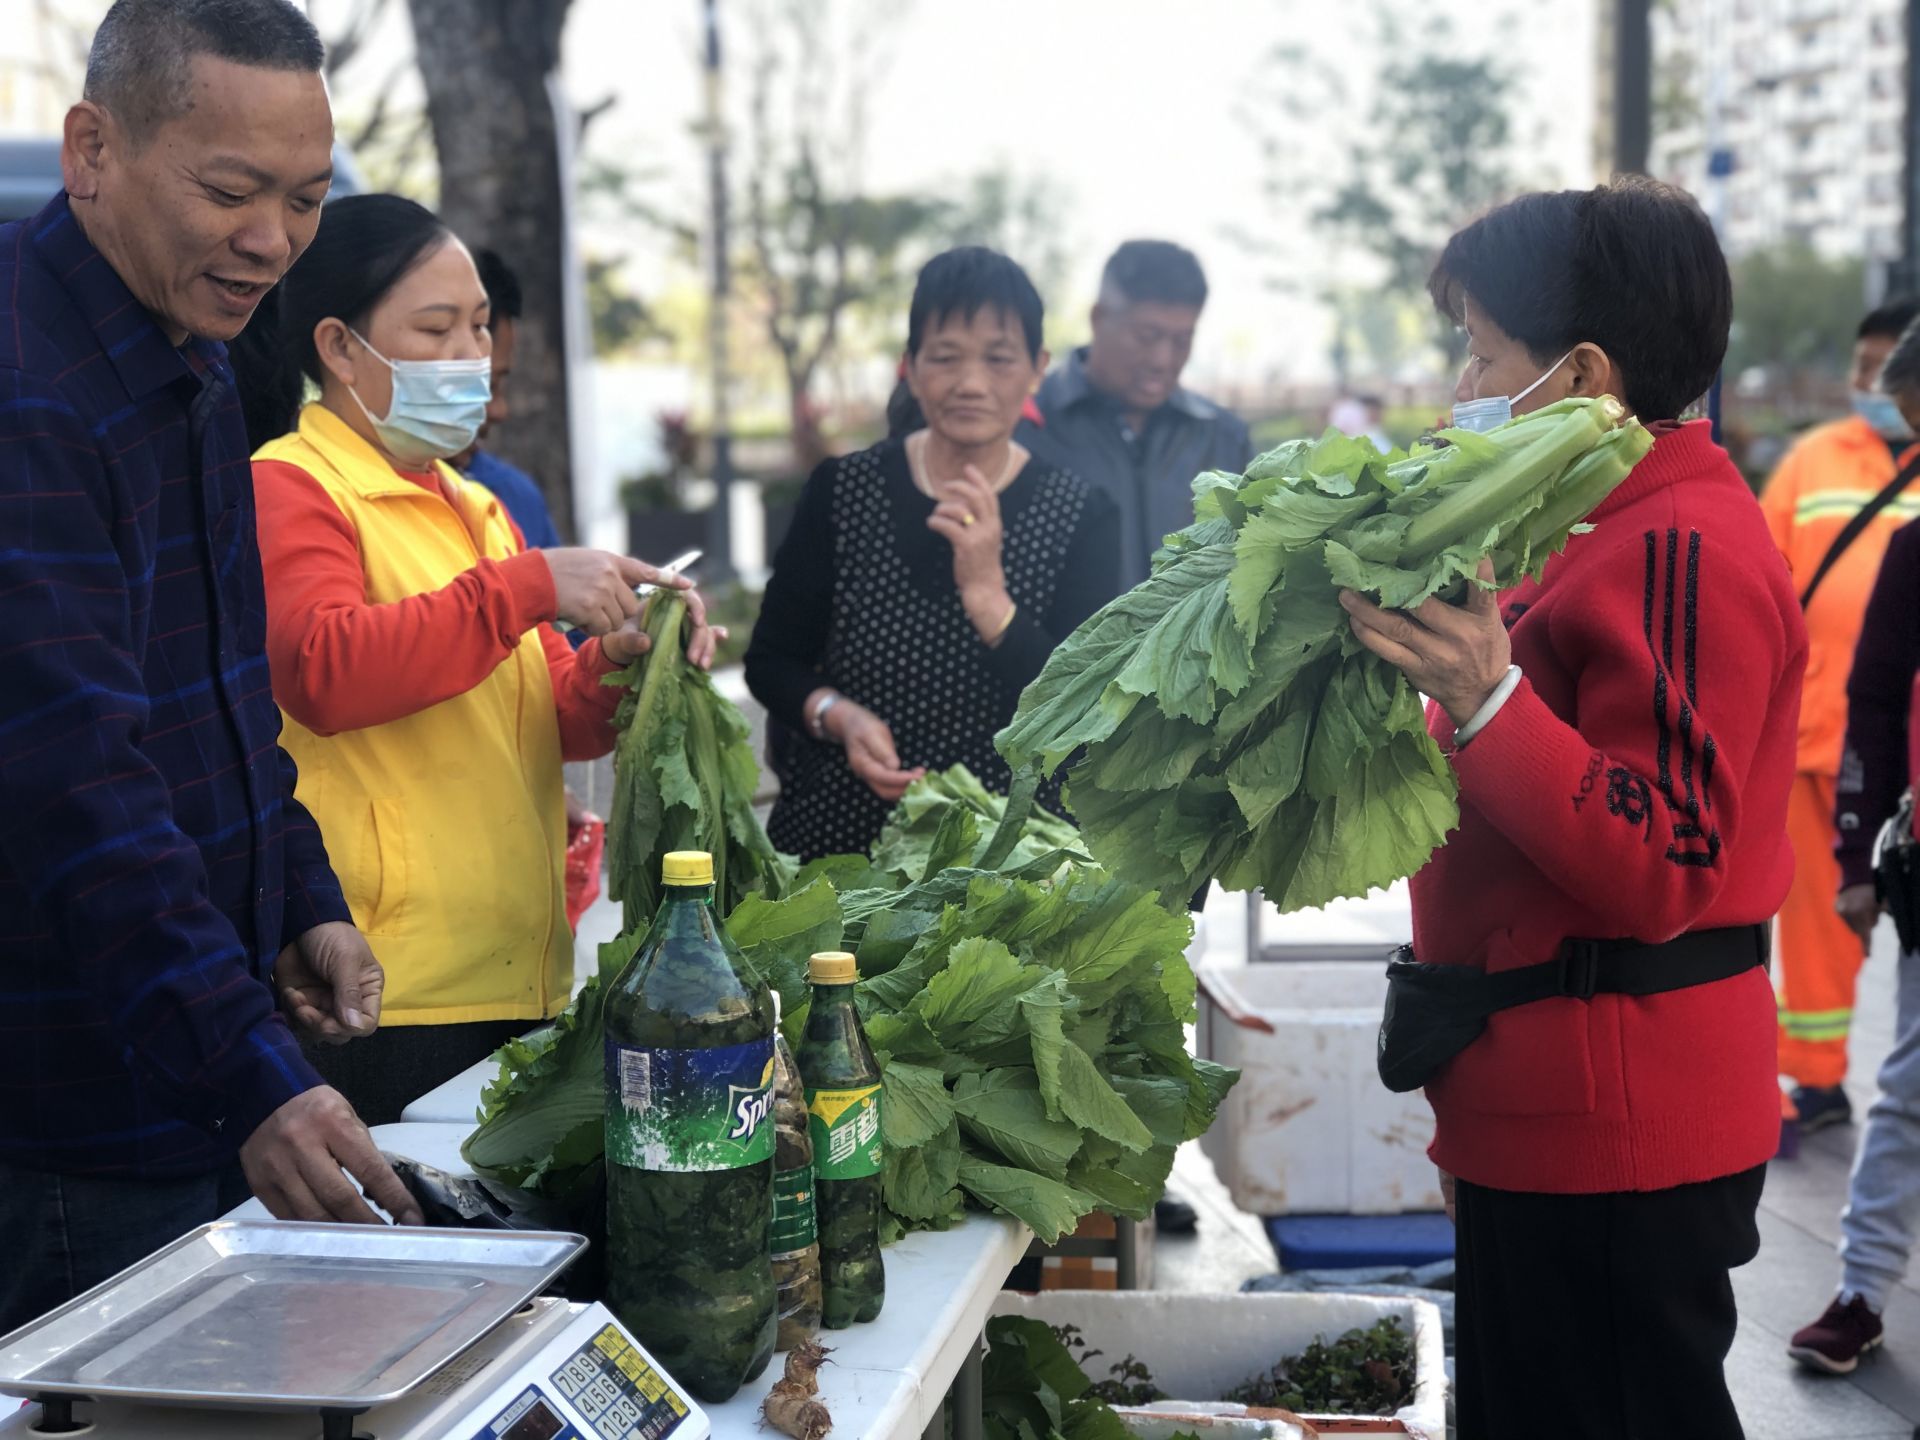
left=257, top=405, right=570, bottom=1026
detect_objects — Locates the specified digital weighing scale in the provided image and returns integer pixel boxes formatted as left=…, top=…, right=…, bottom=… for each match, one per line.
left=0, top=1221, right=710, bottom=1440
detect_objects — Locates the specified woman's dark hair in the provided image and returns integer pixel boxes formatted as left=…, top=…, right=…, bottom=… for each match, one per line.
left=475, top=248, right=523, bottom=323
left=1428, top=178, right=1732, bottom=422
left=885, top=377, right=925, bottom=438
left=906, top=246, right=1044, bottom=363
left=232, top=193, right=452, bottom=451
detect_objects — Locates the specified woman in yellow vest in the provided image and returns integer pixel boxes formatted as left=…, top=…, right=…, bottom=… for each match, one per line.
left=234, top=195, right=719, bottom=1123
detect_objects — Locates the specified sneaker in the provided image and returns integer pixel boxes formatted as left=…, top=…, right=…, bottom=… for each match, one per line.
left=1789, top=1295, right=1884, bottom=1374
left=1791, top=1084, right=1854, bottom=1134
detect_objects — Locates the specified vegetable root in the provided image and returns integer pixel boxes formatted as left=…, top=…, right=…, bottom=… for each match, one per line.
left=763, top=1342, right=834, bottom=1440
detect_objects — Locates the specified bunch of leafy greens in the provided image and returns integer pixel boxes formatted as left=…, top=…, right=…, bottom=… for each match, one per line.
left=998, top=398, right=1653, bottom=913
left=465, top=769, right=1233, bottom=1246
left=604, top=591, right=790, bottom=926
left=844, top=859, right=1236, bottom=1244
left=1221, top=1318, right=1415, bottom=1417
left=984, top=1317, right=1133, bottom=1440
left=868, top=766, right=1089, bottom=884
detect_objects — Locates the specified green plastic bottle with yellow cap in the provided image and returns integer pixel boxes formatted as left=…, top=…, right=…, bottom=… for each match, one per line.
left=604, top=850, right=777, bottom=1401
left=795, top=950, right=886, bottom=1326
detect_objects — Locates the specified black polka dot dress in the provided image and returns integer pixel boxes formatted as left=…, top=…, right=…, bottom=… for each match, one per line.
left=745, top=437, right=1121, bottom=862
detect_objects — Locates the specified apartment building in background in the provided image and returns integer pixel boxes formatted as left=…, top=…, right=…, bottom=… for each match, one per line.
left=1617, top=0, right=1906, bottom=264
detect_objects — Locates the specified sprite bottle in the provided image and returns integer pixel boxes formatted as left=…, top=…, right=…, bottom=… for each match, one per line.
left=795, top=951, right=885, bottom=1327
left=605, top=851, right=777, bottom=1402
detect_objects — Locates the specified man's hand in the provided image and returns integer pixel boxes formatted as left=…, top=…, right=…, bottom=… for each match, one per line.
left=1341, top=559, right=1512, bottom=728
left=1838, top=883, right=1882, bottom=950
left=1439, top=1167, right=1457, bottom=1225
left=276, top=921, right=382, bottom=1045
left=240, top=1087, right=424, bottom=1226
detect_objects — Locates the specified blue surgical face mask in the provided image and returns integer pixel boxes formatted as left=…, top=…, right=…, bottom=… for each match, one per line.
left=345, top=327, right=492, bottom=464
left=1852, top=388, right=1913, bottom=443
left=1451, top=351, right=1575, bottom=435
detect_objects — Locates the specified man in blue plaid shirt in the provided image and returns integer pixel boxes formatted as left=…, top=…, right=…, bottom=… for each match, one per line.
left=0, top=0, right=421, bottom=1332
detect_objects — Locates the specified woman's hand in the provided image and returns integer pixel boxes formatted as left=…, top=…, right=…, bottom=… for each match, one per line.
left=1439, top=1167, right=1457, bottom=1225
left=927, top=465, right=1014, bottom=641
left=826, top=698, right=926, bottom=803
left=600, top=595, right=727, bottom=669
left=1341, top=559, right=1512, bottom=728
left=1838, top=883, right=1882, bottom=950
left=543, top=549, right=706, bottom=638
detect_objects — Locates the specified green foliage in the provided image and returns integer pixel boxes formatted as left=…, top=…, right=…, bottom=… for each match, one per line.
left=999, top=400, right=1654, bottom=912
left=604, top=593, right=791, bottom=928
left=1726, top=242, right=1869, bottom=383
left=1222, top=1319, right=1415, bottom=1417
left=462, top=768, right=1232, bottom=1247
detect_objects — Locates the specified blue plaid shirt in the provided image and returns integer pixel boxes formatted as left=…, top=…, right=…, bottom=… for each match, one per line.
left=0, top=195, right=348, bottom=1179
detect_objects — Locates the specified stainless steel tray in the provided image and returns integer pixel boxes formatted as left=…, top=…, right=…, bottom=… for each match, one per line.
left=0, top=1219, right=585, bottom=1411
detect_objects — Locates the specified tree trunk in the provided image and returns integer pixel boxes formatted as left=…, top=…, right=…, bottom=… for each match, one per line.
left=406, top=0, right=579, bottom=539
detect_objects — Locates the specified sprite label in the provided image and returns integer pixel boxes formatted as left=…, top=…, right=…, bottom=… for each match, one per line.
left=606, top=1038, right=776, bottom=1173
left=771, top=1165, right=817, bottom=1254
left=806, top=1084, right=883, bottom=1180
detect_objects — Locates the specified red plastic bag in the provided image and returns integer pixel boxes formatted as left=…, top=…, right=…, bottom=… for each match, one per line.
left=565, top=814, right=606, bottom=929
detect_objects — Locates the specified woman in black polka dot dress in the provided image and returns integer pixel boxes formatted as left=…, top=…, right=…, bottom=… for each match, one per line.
left=746, top=248, right=1121, bottom=861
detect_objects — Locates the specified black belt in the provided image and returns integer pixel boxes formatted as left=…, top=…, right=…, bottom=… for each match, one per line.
left=1377, top=923, right=1770, bottom=1094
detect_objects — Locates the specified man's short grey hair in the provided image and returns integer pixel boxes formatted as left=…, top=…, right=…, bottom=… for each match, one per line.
left=1880, top=314, right=1920, bottom=401
left=85, top=0, right=325, bottom=147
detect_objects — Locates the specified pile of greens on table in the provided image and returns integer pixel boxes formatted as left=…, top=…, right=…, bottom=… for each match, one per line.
left=466, top=600, right=1235, bottom=1242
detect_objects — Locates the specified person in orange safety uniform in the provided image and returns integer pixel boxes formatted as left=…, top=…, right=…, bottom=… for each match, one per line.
left=1761, top=297, right=1920, bottom=1132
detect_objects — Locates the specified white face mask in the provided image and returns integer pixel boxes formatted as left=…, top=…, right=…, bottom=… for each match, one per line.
left=344, top=327, right=492, bottom=464
left=1451, top=351, right=1575, bottom=434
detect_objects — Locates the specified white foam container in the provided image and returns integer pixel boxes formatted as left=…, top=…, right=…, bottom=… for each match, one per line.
left=1197, top=888, right=1439, bottom=1216
left=990, top=1290, right=1446, bottom=1439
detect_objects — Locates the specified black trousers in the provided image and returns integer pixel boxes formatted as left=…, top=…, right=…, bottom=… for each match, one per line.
left=1454, top=1164, right=1765, bottom=1440
left=305, top=1018, right=527, bottom=1127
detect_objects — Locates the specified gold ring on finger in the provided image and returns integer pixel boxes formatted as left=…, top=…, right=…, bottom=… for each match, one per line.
left=962, top=512, right=976, bottom=526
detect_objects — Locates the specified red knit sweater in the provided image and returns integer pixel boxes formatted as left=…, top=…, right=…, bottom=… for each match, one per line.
left=1411, top=420, right=1807, bottom=1194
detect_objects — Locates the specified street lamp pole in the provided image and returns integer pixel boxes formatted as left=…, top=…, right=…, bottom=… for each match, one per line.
left=1613, top=0, right=1652, bottom=176
left=701, top=0, right=736, bottom=582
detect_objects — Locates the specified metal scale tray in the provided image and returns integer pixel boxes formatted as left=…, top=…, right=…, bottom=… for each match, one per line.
left=0, top=1220, right=585, bottom=1415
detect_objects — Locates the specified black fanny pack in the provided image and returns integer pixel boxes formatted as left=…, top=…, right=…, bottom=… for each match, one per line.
left=1377, top=924, right=1771, bottom=1094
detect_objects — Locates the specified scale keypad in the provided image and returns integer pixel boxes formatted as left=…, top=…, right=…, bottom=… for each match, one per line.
left=550, top=1325, right=690, bottom=1440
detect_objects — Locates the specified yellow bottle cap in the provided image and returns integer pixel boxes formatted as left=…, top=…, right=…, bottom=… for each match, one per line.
left=661, top=851, right=715, bottom=886
left=809, top=951, right=858, bottom=984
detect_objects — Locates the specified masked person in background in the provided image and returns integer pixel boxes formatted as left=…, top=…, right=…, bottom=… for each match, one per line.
left=1761, top=298, right=1920, bottom=1131
left=1789, top=313, right=1920, bottom=1374
left=1346, top=179, right=1804, bottom=1440
left=234, top=195, right=722, bottom=1124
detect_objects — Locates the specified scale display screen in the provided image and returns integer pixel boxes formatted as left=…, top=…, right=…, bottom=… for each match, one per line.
left=548, top=1324, right=691, bottom=1440
left=473, top=1386, right=581, bottom=1440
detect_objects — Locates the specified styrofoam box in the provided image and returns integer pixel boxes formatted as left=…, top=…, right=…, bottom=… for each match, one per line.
left=990, top=1290, right=1446, bottom=1439
left=1197, top=961, right=1441, bottom=1216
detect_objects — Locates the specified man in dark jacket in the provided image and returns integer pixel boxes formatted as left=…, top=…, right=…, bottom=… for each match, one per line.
left=1022, top=240, right=1252, bottom=588
left=0, top=0, right=419, bottom=1334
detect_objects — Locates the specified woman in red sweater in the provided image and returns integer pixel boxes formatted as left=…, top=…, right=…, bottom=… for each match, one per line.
left=1344, top=181, right=1806, bottom=1438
